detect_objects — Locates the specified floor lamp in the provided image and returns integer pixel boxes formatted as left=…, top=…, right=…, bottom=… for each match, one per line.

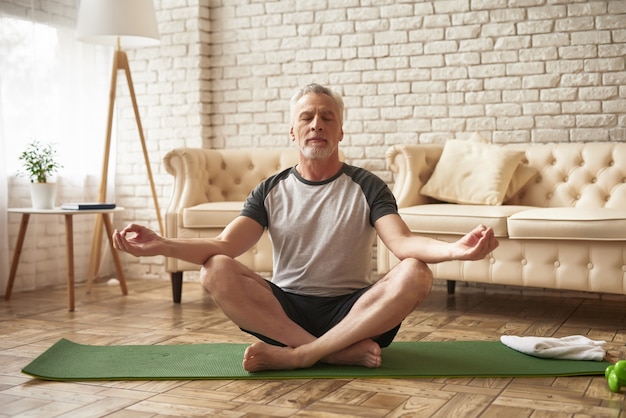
left=76, top=0, right=163, bottom=289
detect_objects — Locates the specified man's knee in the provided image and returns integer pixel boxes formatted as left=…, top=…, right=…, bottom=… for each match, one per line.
left=396, top=258, right=433, bottom=297
left=200, top=254, right=235, bottom=295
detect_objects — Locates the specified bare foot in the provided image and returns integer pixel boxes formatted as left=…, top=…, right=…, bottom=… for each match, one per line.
left=323, top=339, right=382, bottom=368
left=243, top=342, right=309, bottom=372
left=242, top=339, right=383, bottom=372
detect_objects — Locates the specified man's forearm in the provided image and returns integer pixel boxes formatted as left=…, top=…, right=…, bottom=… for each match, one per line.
left=394, top=235, right=454, bottom=264
left=394, top=225, right=497, bottom=264
left=160, top=237, right=229, bottom=266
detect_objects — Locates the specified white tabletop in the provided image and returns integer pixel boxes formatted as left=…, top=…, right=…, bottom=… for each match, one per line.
left=8, top=207, right=124, bottom=215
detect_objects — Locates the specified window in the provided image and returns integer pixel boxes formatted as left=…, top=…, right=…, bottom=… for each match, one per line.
left=1, top=12, right=116, bottom=292
left=1, top=15, right=112, bottom=177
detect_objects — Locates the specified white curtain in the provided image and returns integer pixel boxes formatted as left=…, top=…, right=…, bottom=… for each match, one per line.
left=0, top=81, right=7, bottom=293
left=0, top=6, right=114, bottom=293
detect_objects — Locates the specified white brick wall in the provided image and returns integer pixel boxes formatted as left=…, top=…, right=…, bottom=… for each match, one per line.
left=113, top=0, right=625, bottom=284
left=5, top=0, right=626, bottom=291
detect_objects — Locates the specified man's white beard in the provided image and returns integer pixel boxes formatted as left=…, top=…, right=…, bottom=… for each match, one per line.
left=300, top=143, right=334, bottom=160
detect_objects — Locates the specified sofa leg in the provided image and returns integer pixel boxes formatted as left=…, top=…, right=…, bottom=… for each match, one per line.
left=447, top=280, right=456, bottom=295
left=171, top=272, right=183, bottom=303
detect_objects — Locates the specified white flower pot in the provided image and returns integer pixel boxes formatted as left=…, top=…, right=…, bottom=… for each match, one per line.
left=30, top=182, right=57, bottom=209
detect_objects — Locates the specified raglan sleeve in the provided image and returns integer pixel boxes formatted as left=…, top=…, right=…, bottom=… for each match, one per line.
left=364, top=172, right=398, bottom=225
left=240, top=182, right=269, bottom=229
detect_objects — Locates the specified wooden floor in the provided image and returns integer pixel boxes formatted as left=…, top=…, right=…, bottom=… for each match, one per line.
left=1, top=277, right=625, bottom=417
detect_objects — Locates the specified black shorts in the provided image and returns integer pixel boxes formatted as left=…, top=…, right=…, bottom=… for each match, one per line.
left=242, top=281, right=401, bottom=348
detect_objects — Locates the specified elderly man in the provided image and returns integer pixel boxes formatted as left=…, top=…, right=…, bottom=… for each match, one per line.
left=113, top=83, right=498, bottom=372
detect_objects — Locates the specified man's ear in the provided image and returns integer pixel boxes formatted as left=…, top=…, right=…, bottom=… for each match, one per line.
left=339, top=128, right=344, bottom=142
left=289, top=126, right=295, bottom=141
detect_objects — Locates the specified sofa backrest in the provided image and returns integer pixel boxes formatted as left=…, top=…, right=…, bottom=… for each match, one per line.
left=505, top=142, right=626, bottom=209
left=386, top=142, right=626, bottom=210
left=202, top=148, right=300, bottom=202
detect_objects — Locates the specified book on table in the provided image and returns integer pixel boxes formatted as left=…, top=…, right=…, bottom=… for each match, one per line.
left=60, top=203, right=116, bottom=210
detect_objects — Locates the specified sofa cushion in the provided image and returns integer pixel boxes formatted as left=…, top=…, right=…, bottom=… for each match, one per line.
left=421, top=140, right=532, bottom=206
left=398, top=204, right=533, bottom=237
left=504, top=163, right=538, bottom=201
left=468, top=131, right=538, bottom=202
left=183, top=201, right=244, bottom=228
left=508, top=207, right=626, bottom=240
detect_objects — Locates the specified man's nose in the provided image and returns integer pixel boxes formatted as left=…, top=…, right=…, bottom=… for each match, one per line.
left=311, top=116, right=322, bottom=131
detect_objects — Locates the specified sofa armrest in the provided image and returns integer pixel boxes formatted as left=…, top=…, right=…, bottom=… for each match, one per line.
left=164, top=148, right=223, bottom=214
left=386, top=144, right=443, bottom=208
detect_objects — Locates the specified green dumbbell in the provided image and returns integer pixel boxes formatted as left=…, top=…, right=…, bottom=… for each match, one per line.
left=605, top=360, right=626, bottom=392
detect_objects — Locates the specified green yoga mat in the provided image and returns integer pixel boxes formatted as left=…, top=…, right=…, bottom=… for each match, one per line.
left=22, top=338, right=610, bottom=381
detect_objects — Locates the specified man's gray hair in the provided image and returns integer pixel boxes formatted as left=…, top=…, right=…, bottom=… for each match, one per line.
left=290, top=83, right=344, bottom=125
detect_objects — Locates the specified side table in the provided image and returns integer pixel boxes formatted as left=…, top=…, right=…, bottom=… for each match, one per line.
left=5, top=207, right=127, bottom=311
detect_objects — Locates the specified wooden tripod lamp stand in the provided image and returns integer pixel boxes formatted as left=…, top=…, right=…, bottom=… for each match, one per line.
left=76, top=0, right=162, bottom=287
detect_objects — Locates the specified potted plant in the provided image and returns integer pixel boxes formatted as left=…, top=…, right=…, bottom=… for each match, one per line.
left=18, top=140, right=63, bottom=209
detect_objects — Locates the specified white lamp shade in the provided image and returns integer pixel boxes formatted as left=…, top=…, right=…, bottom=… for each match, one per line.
left=76, top=0, right=160, bottom=48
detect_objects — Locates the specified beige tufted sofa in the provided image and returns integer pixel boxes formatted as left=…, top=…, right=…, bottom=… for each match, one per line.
left=162, top=148, right=303, bottom=302
left=378, top=141, right=626, bottom=296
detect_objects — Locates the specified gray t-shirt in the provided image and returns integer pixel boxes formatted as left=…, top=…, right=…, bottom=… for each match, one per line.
left=240, top=163, right=398, bottom=297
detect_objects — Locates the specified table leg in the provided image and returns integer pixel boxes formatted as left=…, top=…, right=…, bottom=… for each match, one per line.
left=86, top=214, right=102, bottom=294
left=4, top=214, right=30, bottom=300
left=102, top=213, right=128, bottom=295
left=64, top=214, right=75, bottom=312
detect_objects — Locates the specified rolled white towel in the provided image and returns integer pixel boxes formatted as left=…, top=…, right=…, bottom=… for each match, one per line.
left=500, top=335, right=606, bottom=361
